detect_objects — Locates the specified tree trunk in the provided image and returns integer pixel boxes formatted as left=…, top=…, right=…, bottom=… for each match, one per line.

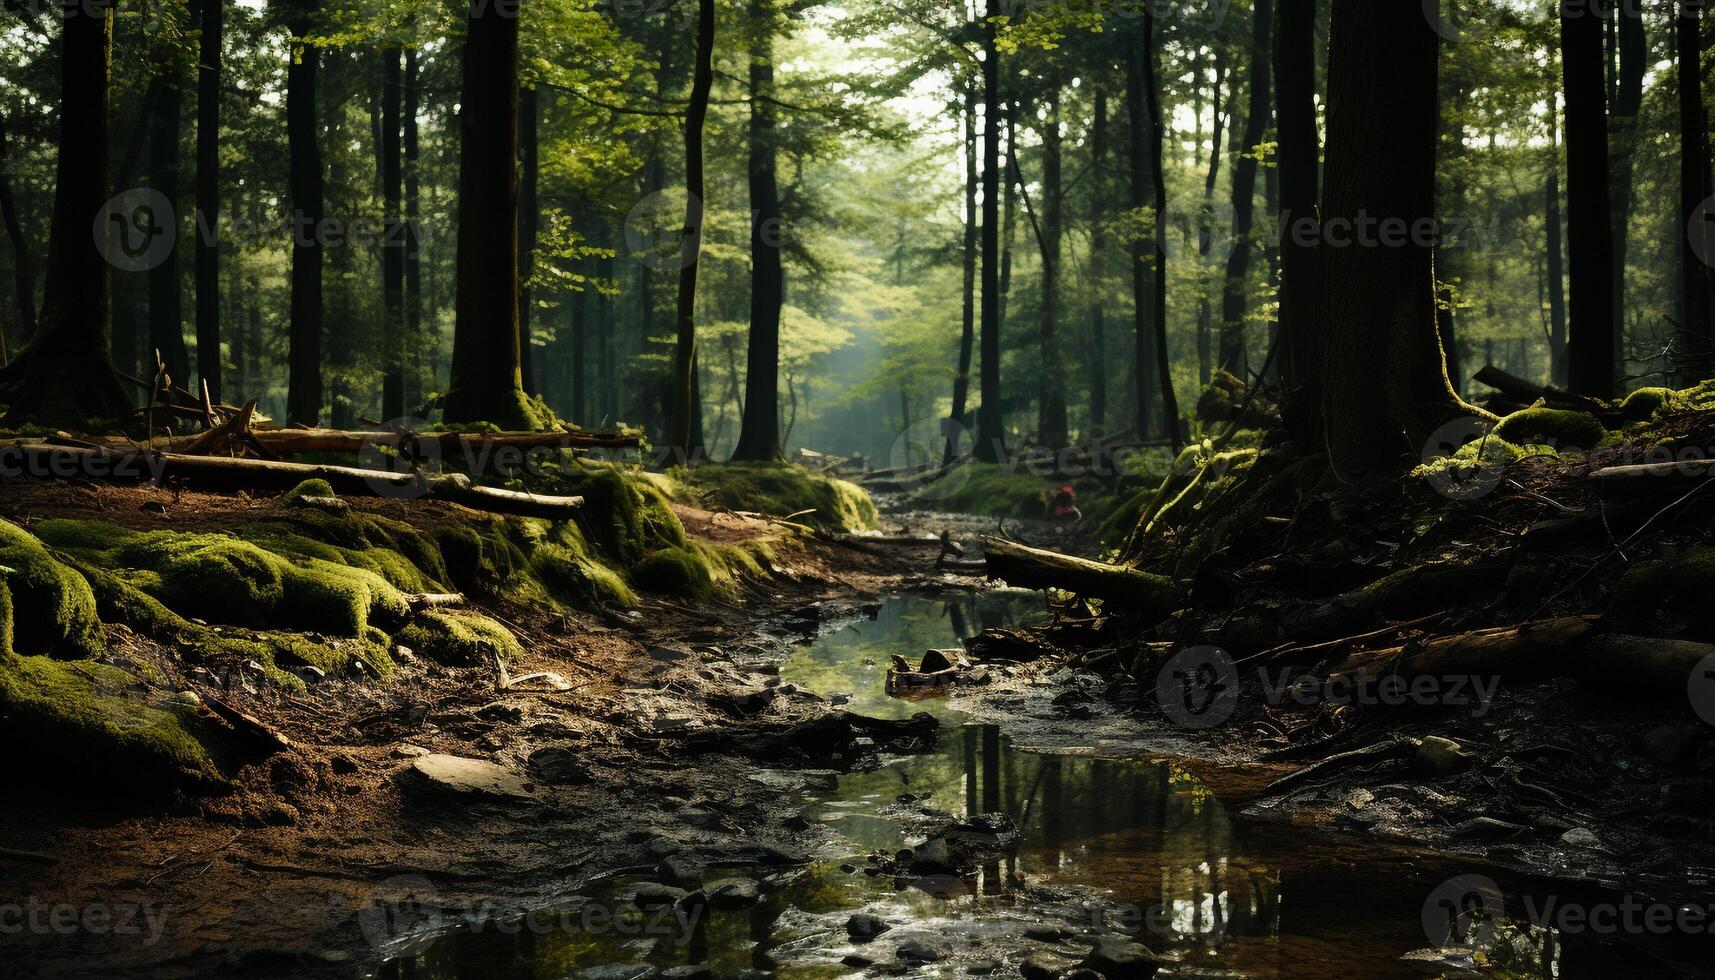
left=1218, top=0, right=1273, bottom=377
left=445, top=0, right=534, bottom=429
left=1036, top=80, right=1068, bottom=450
left=946, top=79, right=978, bottom=464
left=1125, top=48, right=1157, bottom=441
left=517, top=84, right=540, bottom=399
left=0, top=0, right=132, bottom=427
left=285, top=0, right=324, bottom=427
left=570, top=262, right=587, bottom=424
left=381, top=45, right=405, bottom=420
left=0, top=115, right=38, bottom=354
left=733, top=2, right=785, bottom=462
left=1316, top=0, right=1464, bottom=477
left=1677, top=1, right=1711, bottom=382
left=1608, top=0, right=1643, bottom=373
left=1560, top=0, right=1616, bottom=397
left=1276, top=0, right=1319, bottom=441
left=194, top=0, right=223, bottom=404
left=1144, top=12, right=1181, bottom=451
left=1547, top=96, right=1569, bottom=388
left=404, top=48, right=422, bottom=412
left=974, top=0, right=1005, bottom=463
left=148, top=71, right=189, bottom=386
left=669, top=0, right=715, bottom=461
left=1196, top=56, right=1227, bottom=389
left=1085, top=87, right=1108, bottom=441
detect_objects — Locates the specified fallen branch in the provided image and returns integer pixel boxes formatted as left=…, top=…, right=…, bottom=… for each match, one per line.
left=134, top=427, right=642, bottom=457
left=982, top=536, right=1185, bottom=612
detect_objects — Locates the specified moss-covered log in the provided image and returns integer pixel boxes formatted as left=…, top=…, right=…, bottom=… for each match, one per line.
left=982, top=536, right=1185, bottom=612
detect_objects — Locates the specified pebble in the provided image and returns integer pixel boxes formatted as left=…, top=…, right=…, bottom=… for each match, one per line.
left=846, top=913, right=891, bottom=941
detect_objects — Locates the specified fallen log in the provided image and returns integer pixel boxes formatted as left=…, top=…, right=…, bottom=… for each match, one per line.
left=1472, top=365, right=1613, bottom=417
left=982, top=536, right=1185, bottom=611
left=1331, top=616, right=1602, bottom=682
left=1, top=443, right=585, bottom=518
left=126, top=427, right=642, bottom=457
left=1589, top=459, right=1715, bottom=482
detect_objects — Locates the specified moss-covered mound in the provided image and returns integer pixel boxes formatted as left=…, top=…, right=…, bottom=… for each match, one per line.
left=398, top=609, right=522, bottom=664
left=1492, top=406, right=1607, bottom=450
left=680, top=462, right=880, bottom=531
left=911, top=462, right=1059, bottom=520
left=0, top=519, right=102, bottom=658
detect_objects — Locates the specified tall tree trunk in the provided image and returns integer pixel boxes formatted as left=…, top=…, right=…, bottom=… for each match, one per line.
left=445, top=0, right=534, bottom=428
left=1609, top=0, right=1643, bottom=372
left=381, top=45, right=405, bottom=420
left=669, top=0, right=715, bottom=460
left=404, top=48, right=421, bottom=412
left=1276, top=0, right=1320, bottom=440
left=733, top=2, right=785, bottom=462
left=1677, top=1, right=1711, bottom=382
left=0, top=115, right=38, bottom=354
left=148, top=71, right=189, bottom=386
left=946, top=79, right=979, bottom=464
left=194, top=0, right=223, bottom=404
left=1037, top=80, right=1068, bottom=450
left=1560, top=0, right=1617, bottom=397
left=1125, top=47, right=1158, bottom=440
left=0, top=0, right=131, bottom=426
left=1316, top=0, right=1463, bottom=477
left=517, top=85, right=540, bottom=398
left=1196, top=57, right=1227, bottom=389
left=1437, top=63, right=1468, bottom=397
left=1219, top=0, right=1273, bottom=377
left=1144, top=12, right=1181, bottom=451
left=571, top=267, right=587, bottom=423
left=1085, top=87, right=1108, bottom=441
left=1547, top=97, right=1569, bottom=388
left=285, top=0, right=324, bottom=426
left=974, top=0, right=1006, bottom=463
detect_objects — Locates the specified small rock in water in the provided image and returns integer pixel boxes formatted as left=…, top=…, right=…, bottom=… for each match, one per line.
left=704, top=877, right=761, bottom=908
left=846, top=913, right=891, bottom=941
left=1081, top=934, right=1161, bottom=978
left=1639, top=724, right=1706, bottom=767
left=919, top=649, right=960, bottom=673
left=896, top=940, right=946, bottom=962
left=840, top=954, right=875, bottom=968
left=1560, top=827, right=1602, bottom=849
left=828, top=691, right=852, bottom=706
left=1021, top=950, right=1083, bottom=980
left=660, top=967, right=712, bottom=980
left=630, top=882, right=689, bottom=908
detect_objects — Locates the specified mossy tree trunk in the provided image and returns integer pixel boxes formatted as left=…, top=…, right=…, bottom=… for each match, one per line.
left=732, top=1, right=785, bottom=463
left=1036, top=78, right=1068, bottom=451
left=1143, top=11, right=1181, bottom=452
left=1085, top=87, right=1108, bottom=441
left=1315, top=0, right=1466, bottom=477
left=284, top=0, right=323, bottom=427
left=0, top=0, right=132, bottom=429
left=517, top=83, right=540, bottom=399
left=445, top=0, right=536, bottom=430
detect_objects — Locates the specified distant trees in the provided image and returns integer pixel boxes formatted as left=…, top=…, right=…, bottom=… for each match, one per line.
left=1218, top=0, right=1272, bottom=377
left=1275, top=0, right=1319, bottom=441
left=973, top=0, right=1005, bottom=464
left=195, top=0, right=225, bottom=404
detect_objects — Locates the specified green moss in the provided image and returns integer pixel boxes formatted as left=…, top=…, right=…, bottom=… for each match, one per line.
left=1359, top=560, right=1508, bottom=618
left=1618, top=387, right=1680, bottom=422
left=0, top=519, right=102, bottom=658
left=0, top=570, right=13, bottom=657
left=632, top=546, right=717, bottom=601
left=281, top=478, right=337, bottom=505
left=1612, top=546, right=1715, bottom=639
left=912, top=462, right=1059, bottom=520
left=1492, top=406, right=1606, bottom=450
left=680, top=462, right=880, bottom=531
left=530, top=520, right=636, bottom=607
left=398, top=610, right=521, bottom=664
left=0, top=654, right=221, bottom=791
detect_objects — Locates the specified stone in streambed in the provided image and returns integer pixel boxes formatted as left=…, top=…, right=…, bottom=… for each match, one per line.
left=405, top=754, right=533, bottom=800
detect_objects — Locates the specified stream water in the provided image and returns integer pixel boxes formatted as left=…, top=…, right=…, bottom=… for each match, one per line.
left=371, top=594, right=1699, bottom=979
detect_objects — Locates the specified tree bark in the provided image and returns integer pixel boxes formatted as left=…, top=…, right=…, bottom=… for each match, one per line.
left=974, top=0, right=1005, bottom=463
left=1085, top=87, right=1108, bottom=441
left=148, top=70, right=189, bottom=386
left=0, top=0, right=132, bottom=427
left=669, top=0, right=715, bottom=461
left=1560, top=0, right=1616, bottom=397
left=1196, top=56, right=1227, bottom=389
left=733, top=2, right=785, bottom=462
left=1677, top=1, right=1711, bottom=382
left=1125, top=47, right=1157, bottom=441
left=381, top=45, right=405, bottom=420
left=1316, top=0, right=1464, bottom=477
left=1547, top=96, right=1569, bottom=388
left=194, top=0, right=223, bottom=404
left=946, top=79, right=979, bottom=464
left=445, top=0, right=534, bottom=429
left=284, top=0, right=323, bottom=427
left=517, top=84, right=540, bottom=399
left=1276, top=0, right=1319, bottom=441
left=1036, top=80, right=1068, bottom=450
left=1144, top=11, right=1181, bottom=452
left=0, top=115, right=38, bottom=354
left=1219, top=0, right=1273, bottom=377
left=404, top=48, right=422, bottom=412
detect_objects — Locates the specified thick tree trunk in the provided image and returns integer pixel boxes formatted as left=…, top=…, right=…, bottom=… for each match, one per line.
left=946, top=80, right=978, bottom=464
left=1316, top=0, right=1464, bottom=477
left=445, top=0, right=534, bottom=429
left=1276, top=0, right=1319, bottom=441
left=1085, top=88, right=1108, bottom=441
left=1547, top=98, right=1569, bottom=388
left=1218, top=0, right=1273, bottom=377
left=1144, top=12, right=1181, bottom=452
left=1608, top=0, right=1643, bottom=373
left=517, top=85, right=539, bottom=399
left=1560, top=0, right=1616, bottom=397
left=1125, top=49, right=1157, bottom=441
left=381, top=46, right=405, bottom=420
left=0, top=116, right=38, bottom=355
left=1677, top=1, right=1711, bottom=382
left=148, top=71, right=189, bottom=386
left=284, top=0, right=323, bottom=427
left=0, top=0, right=132, bottom=427
left=1196, top=57, right=1226, bottom=389
left=194, top=0, right=223, bottom=404
left=404, top=50, right=422, bottom=412
left=669, top=0, right=715, bottom=461
left=974, top=0, right=1005, bottom=463
left=1036, top=81, right=1068, bottom=450
left=733, top=4, right=785, bottom=462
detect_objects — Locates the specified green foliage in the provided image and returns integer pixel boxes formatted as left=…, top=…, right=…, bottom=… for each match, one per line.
left=0, top=519, right=102, bottom=658
left=680, top=462, right=880, bottom=531
left=399, top=610, right=522, bottom=665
